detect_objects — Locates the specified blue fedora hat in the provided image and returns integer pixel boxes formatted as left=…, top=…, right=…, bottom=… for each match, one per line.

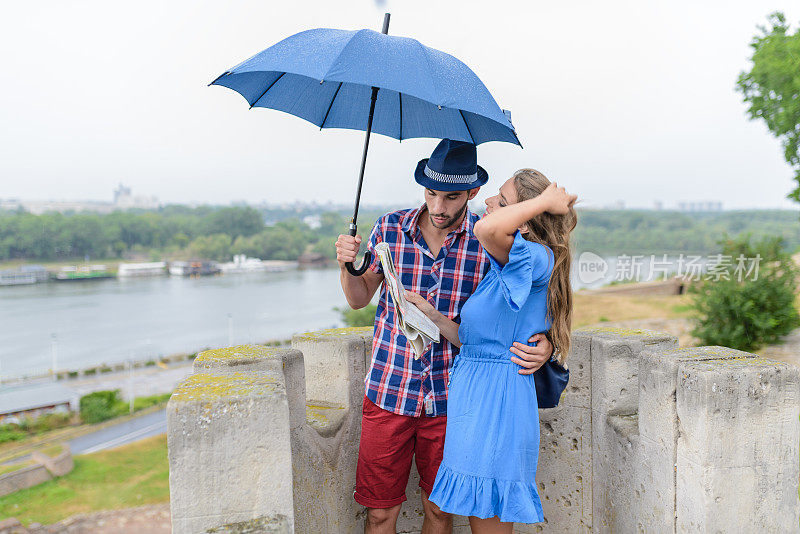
left=415, top=139, right=488, bottom=191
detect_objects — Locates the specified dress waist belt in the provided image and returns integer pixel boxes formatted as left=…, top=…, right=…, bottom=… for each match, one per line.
left=453, top=345, right=512, bottom=372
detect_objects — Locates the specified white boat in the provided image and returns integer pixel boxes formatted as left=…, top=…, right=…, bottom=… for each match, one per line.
left=220, top=255, right=295, bottom=274
left=168, top=260, right=220, bottom=277
left=0, top=265, right=49, bottom=286
left=54, top=265, right=114, bottom=281
left=117, top=262, right=167, bottom=277
left=0, top=270, right=37, bottom=286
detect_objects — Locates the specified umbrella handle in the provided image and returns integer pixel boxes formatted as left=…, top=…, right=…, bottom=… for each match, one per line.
left=345, top=252, right=372, bottom=277
left=345, top=224, right=372, bottom=276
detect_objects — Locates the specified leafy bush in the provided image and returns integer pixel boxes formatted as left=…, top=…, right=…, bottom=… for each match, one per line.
left=0, top=428, right=26, bottom=443
left=337, top=304, right=378, bottom=327
left=80, top=390, right=125, bottom=424
left=689, top=234, right=800, bottom=351
left=0, top=411, right=74, bottom=443
left=28, top=412, right=72, bottom=433
left=132, top=393, right=171, bottom=411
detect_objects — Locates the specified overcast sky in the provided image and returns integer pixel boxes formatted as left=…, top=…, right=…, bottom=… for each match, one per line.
left=1, top=1, right=799, bottom=210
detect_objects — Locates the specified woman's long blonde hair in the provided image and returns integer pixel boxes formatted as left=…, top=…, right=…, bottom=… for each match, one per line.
left=512, top=169, right=578, bottom=364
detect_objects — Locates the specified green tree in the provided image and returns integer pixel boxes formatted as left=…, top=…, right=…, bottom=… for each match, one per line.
left=737, top=12, right=800, bottom=202
left=187, top=233, right=233, bottom=261
left=336, top=304, right=378, bottom=327
left=79, top=390, right=126, bottom=424
left=688, top=233, right=800, bottom=351
left=202, top=207, right=264, bottom=238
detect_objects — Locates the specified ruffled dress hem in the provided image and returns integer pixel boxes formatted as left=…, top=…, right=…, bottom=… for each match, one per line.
left=429, top=464, right=544, bottom=524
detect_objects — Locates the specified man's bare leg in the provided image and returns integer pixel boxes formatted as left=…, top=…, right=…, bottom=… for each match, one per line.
left=468, top=516, right=513, bottom=534
left=421, top=490, right=453, bottom=534
left=365, top=505, right=402, bottom=534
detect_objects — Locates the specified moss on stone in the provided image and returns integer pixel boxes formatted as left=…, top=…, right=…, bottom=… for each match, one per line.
left=194, top=345, right=283, bottom=368
left=575, top=326, right=669, bottom=339
left=171, top=372, right=281, bottom=402
left=293, top=326, right=371, bottom=343
left=305, top=401, right=346, bottom=425
left=662, top=346, right=756, bottom=361
left=305, top=401, right=347, bottom=437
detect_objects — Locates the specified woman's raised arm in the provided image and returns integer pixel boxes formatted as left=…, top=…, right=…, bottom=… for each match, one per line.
left=474, top=182, right=576, bottom=264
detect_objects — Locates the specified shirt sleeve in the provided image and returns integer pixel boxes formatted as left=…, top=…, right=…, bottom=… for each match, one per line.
left=485, top=230, right=554, bottom=311
left=366, top=218, right=384, bottom=275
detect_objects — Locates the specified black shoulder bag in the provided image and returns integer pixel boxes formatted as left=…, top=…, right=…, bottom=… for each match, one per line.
left=533, top=333, right=569, bottom=408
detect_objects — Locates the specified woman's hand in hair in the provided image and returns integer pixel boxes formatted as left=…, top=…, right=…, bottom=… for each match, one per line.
left=539, top=182, right=577, bottom=215
left=405, top=290, right=437, bottom=319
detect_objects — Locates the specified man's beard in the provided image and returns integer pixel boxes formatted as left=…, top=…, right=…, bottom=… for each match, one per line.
left=429, top=199, right=469, bottom=229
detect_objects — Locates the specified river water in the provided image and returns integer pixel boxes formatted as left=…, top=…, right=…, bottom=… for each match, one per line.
left=1, top=269, right=346, bottom=379
left=1, top=253, right=706, bottom=378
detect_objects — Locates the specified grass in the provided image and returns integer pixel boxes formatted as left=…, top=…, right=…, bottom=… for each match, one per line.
left=572, top=290, right=694, bottom=328
left=0, top=433, right=168, bottom=526
left=0, top=460, right=34, bottom=476
left=38, top=444, right=65, bottom=458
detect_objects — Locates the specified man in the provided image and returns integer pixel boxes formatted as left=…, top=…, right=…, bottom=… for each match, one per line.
left=336, top=139, right=555, bottom=534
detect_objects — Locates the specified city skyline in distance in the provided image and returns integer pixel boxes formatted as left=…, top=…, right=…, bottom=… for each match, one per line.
left=0, top=183, right=791, bottom=213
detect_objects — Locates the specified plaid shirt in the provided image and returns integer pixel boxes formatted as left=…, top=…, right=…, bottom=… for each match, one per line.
left=365, top=205, right=490, bottom=417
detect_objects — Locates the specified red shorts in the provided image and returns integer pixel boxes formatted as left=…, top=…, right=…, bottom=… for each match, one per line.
left=354, top=396, right=447, bottom=509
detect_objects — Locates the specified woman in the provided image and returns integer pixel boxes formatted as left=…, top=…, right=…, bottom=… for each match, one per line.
left=405, top=169, right=578, bottom=533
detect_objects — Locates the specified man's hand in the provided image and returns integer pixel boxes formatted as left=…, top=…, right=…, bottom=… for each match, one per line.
left=335, top=234, right=362, bottom=270
left=509, top=333, right=553, bottom=375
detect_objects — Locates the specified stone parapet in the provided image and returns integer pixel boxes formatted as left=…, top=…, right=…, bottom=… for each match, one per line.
left=167, top=327, right=800, bottom=533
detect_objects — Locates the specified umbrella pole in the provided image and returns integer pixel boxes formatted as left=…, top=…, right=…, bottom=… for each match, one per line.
left=345, top=13, right=390, bottom=277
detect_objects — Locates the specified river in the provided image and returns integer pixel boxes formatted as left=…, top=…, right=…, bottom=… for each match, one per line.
left=1, top=269, right=346, bottom=379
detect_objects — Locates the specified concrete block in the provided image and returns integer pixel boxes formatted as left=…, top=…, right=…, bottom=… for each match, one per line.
left=205, top=514, right=291, bottom=533
left=168, top=365, right=295, bottom=534
left=583, top=327, right=676, bottom=534
left=590, top=410, right=642, bottom=533
left=519, top=404, right=591, bottom=533
left=637, top=346, right=755, bottom=533
left=193, top=344, right=289, bottom=375
left=676, top=356, right=800, bottom=532
left=292, top=327, right=372, bottom=410
left=584, top=326, right=678, bottom=416
left=560, top=330, right=593, bottom=409
left=291, top=327, right=371, bottom=534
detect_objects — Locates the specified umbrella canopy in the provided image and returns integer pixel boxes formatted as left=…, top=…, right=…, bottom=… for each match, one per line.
left=210, top=28, right=520, bottom=146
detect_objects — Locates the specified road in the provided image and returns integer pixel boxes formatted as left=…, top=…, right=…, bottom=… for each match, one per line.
left=69, top=407, right=166, bottom=454
left=3, top=407, right=167, bottom=465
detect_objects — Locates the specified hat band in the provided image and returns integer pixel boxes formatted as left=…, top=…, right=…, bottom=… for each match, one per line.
left=424, top=165, right=478, bottom=184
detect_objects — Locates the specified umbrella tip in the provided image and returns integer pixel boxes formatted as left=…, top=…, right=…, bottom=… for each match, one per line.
left=208, top=72, right=229, bottom=86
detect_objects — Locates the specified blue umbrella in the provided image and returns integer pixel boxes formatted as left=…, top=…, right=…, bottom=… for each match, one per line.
left=211, top=14, right=520, bottom=275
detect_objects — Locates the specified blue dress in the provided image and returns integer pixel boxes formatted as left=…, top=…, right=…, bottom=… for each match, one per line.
left=428, top=230, right=554, bottom=524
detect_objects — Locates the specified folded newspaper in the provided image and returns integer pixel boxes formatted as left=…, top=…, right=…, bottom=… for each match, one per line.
left=374, top=242, right=440, bottom=359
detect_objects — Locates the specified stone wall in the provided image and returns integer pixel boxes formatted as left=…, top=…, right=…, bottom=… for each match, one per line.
left=0, top=444, right=73, bottom=497
left=167, top=327, right=800, bottom=533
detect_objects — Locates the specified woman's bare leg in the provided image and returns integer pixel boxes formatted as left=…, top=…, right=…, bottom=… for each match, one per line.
left=468, top=516, right=513, bottom=534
